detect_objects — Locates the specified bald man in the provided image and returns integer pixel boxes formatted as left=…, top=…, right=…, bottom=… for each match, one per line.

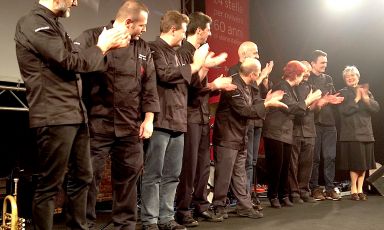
left=228, top=41, right=273, bottom=210
left=14, top=0, right=129, bottom=229
left=212, top=58, right=286, bottom=219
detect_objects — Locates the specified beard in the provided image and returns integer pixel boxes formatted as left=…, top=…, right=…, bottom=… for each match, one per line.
left=56, top=2, right=71, bottom=18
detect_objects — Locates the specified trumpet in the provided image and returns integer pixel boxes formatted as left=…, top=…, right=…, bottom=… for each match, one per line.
left=1, top=178, right=25, bottom=230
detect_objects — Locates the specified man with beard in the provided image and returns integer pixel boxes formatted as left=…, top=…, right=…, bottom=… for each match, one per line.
left=75, top=1, right=160, bottom=229
left=14, top=0, right=129, bottom=229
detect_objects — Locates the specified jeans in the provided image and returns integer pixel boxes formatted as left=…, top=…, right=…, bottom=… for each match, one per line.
left=141, top=129, right=184, bottom=225
left=32, top=124, right=92, bottom=230
left=245, top=125, right=262, bottom=193
left=310, top=125, right=337, bottom=191
left=86, top=134, right=143, bottom=230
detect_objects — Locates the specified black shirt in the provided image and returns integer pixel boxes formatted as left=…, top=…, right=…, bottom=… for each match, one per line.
left=149, top=37, right=194, bottom=132
left=293, top=80, right=316, bottom=138
left=338, top=86, right=379, bottom=142
left=228, top=62, right=264, bottom=128
left=263, top=80, right=307, bottom=144
left=177, top=40, right=210, bottom=124
left=307, top=72, right=336, bottom=126
left=14, top=4, right=105, bottom=128
left=213, top=75, right=266, bottom=150
left=75, top=23, right=160, bottom=137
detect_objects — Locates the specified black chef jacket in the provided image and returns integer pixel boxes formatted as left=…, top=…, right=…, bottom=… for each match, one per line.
left=14, top=4, right=105, bottom=128
left=75, top=22, right=160, bottom=137
left=177, top=40, right=210, bottom=124
left=149, top=37, right=196, bottom=132
left=213, top=74, right=266, bottom=150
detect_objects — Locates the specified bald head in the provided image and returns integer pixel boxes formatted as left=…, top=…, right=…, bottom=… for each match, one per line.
left=115, top=0, right=149, bottom=22
left=238, top=41, right=259, bottom=62
left=240, top=58, right=261, bottom=77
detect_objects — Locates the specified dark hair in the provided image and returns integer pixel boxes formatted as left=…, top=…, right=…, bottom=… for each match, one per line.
left=186, top=12, right=212, bottom=36
left=160, top=10, right=189, bottom=33
left=283, top=60, right=306, bottom=81
left=115, top=0, right=149, bottom=22
left=310, top=50, right=327, bottom=63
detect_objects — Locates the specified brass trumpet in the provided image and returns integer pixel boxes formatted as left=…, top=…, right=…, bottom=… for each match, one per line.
left=1, top=178, right=25, bottom=230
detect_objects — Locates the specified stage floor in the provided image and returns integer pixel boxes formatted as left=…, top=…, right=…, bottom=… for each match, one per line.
left=52, top=195, right=383, bottom=230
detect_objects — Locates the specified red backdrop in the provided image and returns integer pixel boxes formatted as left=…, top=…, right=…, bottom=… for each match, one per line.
left=205, top=0, right=250, bottom=103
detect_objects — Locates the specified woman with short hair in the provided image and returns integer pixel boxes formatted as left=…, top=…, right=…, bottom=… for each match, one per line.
left=337, top=66, right=380, bottom=201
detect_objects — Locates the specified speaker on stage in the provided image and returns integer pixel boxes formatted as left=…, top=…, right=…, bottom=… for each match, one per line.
left=366, top=165, right=384, bottom=196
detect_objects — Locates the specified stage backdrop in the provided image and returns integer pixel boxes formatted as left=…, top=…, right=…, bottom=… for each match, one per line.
left=205, top=0, right=250, bottom=103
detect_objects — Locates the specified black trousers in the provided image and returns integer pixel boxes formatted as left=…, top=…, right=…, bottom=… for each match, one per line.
left=32, top=124, right=92, bottom=230
left=176, top=123, right=211, bottom=216
left=86, top=133, right=143, bottom=230
left=264, top=138, right=292, bottom=199
left=288, top=136, right=315, bottom=197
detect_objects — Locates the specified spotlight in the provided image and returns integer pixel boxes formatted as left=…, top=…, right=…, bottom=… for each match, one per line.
left=325, top=0, right=362, bottom=11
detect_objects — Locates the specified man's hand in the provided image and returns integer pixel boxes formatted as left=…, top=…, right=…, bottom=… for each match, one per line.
left=324, top=93, right=344, bottom=105
left=260, top=61, right=274, bottom=79
left=311, top=92, right=344, bottom=110
left=191, top=43, right=210, bottom=73
left=305, top=89, right=322, bottom=106
left=211, top=74, right=237, bottom=91
left=97, top=27, right=131, bottom=55
left=139, top=113, right=154, bottom=139
left=264, top=90, right=288, bottom=109
left=203, top=52, right=228, bottom=69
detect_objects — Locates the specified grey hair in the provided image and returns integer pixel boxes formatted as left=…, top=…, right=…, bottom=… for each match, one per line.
left=342, top=65, right=360, bottom=79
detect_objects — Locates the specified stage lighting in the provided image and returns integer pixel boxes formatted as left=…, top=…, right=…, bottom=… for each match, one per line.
left=325, top=0, right=362, bottom=11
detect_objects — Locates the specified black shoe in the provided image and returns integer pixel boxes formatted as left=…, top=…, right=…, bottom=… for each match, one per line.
left=196, top=210, right=223, bottom=222
left=269, top=198, right=281, bottom=208
left=280, top=197, right=293, bottom=207
left=237, top=208, right=263, bottom=219
left=302, top=195, right=317, bottom=203
left=158, top=220, right=186, bottom=230
left=143, top=224, right=159, bottom=230
left=216, top=206, right=229, bottom=219
left=291, top=196, right=304, bottom=204
left=176, top=215, right=198, bottom=227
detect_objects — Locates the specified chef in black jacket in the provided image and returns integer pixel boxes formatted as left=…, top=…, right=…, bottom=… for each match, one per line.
left=263, top=60, right=321, bottom=208
left=174, top=12, right=234, bottom=227
left=337, top=66, right=379, bottom=201
left=288, top=61, right=318, bottom=203
left=14, top=0, right=129, bottom=229
left=75, top=1, right=160, bottom=229
left=227, top=41, right=273, bottom=210
left=140, top=10, right=213, bottom=230
left=212, top=58, right=287, bottom=219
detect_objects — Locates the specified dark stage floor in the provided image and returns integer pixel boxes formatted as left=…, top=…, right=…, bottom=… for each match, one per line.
left=52, top=195, right=384, bottom=230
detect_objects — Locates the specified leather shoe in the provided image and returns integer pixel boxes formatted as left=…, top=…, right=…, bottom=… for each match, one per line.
left=196, top=210, right=223, bottom=222
left=280, top=197, right=293, bottom=207
left=269, top=198, right=281, bottom=208
left=175, top=215, right=198, bottom=227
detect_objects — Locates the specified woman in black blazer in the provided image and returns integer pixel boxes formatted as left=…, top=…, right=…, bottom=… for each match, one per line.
left=337, top=66, right=380, bottom=201
left=263, top=60, right=321, bottom=208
